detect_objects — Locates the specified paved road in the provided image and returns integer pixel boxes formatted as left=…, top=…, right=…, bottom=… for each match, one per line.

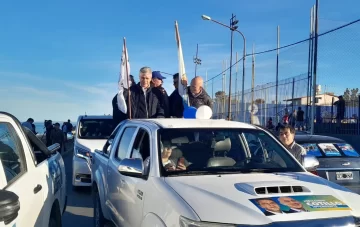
left=62, top=150, right=94, bottom=226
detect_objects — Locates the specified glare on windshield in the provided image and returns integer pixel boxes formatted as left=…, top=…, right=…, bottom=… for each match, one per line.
left=158, top=128, right=304, bottom=175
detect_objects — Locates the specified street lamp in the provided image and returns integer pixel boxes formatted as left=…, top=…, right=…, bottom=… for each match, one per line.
left=193, top=43, right=201, bottom=77
left=202, top=14, right=246, bottom=122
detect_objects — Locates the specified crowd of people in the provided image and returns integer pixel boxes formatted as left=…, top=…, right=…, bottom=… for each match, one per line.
left=112, top=66, right=213, bottom=125
left=21, top=118, right=73, bottom=153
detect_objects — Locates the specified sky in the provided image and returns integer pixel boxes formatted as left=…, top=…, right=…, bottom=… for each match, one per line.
left=0, top=0, right=359, bottom=122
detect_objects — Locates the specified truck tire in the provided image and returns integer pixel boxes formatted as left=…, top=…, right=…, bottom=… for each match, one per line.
left=49, top=201, right=62, bottom=227
left=94, top=190, right=106, bottom=227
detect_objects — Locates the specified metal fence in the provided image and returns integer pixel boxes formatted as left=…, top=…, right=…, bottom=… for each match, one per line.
left=206, top=17, right=360, bottom=135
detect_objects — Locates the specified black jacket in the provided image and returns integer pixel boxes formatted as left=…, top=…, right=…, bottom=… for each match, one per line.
left=187, top=87, right=213, bottom=109
left=153, top=86, right=170, bottom=118
left=112, top=93, right=128, bottom=125
left=169, top=89, right=184, bottom=118
left=124, top=83, right=164, bottom=119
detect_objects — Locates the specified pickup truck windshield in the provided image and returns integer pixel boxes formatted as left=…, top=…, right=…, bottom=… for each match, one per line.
left=78, top=119, right=116, bottom=139
left=158, top=128, right=304, bottom=175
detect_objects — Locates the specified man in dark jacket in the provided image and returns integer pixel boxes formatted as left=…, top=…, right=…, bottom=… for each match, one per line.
left=169, top=73, right=185, bottom=118
left=123, top=67, right=164, bottom=119
left=151, top=71, right=170, bottom=118
left=188, top=76, right=213, bottom=109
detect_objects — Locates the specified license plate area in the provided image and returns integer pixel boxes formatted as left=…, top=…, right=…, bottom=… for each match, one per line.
left=336, top=172, right=353, bottom=180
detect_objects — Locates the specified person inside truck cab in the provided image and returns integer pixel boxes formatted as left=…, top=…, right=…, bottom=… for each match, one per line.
left=161, top=141, right=186, bottom=171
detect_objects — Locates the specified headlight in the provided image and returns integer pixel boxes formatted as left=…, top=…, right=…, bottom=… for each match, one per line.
left=75, top=147, right=91, bottom=158
left=179, top=216, right=235, bottom=227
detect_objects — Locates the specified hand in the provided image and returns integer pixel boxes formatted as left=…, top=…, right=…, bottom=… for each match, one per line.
left=181, top=78, right=188, bottom=87
left=176, top=162, right=186, bottom=170
left=165, top=164, right=176, bottom=171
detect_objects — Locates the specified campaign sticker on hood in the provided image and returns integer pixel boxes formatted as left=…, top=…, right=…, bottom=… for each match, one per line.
left=250, top=195, right=351, bottom=216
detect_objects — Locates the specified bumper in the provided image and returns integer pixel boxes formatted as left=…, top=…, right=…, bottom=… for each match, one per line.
left=72, top=155, right=92, bottom=186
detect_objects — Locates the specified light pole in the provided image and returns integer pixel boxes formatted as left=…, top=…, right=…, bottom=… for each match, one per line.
left=202, top=14, right=246, bottom=121
left=193, top=43, right=202, bottom=78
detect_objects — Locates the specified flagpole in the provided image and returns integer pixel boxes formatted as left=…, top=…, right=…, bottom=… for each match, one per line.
left=123, top=37, right=131, bottom=119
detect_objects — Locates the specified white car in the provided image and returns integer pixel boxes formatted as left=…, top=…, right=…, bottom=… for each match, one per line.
left=72, top=115, right=116, bottom=188
left=92, top=118, right=360, bottom=227
left=0, top=112, right=66, bottom=227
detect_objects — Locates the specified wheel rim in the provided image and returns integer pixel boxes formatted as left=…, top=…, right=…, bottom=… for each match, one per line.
left=95, top=193, right=100, bottom=227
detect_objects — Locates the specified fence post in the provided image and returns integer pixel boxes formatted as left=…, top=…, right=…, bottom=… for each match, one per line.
left=331, top=97, right=334, bottom=132
left=307, top=6, right=315, bottom=131
left=310, top=0, right=319, bottom=135
left=275, top=26, right=280, bottom=123
left=358, top=95, right=360, bottom=135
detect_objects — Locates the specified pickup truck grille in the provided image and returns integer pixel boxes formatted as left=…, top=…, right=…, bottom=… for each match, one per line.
left=255, top=186, right=309, bottom=195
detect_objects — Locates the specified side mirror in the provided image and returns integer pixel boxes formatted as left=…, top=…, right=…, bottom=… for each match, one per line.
left=303, top=155, right=319, bottom=172
left=48, top=143, right=60, bottom=154
left=0, top=190, right=20, bottom=225
left=118, top=158, right=144, bottom=178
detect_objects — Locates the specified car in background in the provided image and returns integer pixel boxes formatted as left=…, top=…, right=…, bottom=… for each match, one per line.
left=296, top=134, right=360, bottom=194
left=72, top=115, right=116, bottom=188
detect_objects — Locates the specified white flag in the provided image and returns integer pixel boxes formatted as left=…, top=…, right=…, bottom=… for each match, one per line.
left=175, top=21, right=188, bottom=107
left=119, top=39, right=131, bottom=89
left=117, top=38, right=131, bottom=114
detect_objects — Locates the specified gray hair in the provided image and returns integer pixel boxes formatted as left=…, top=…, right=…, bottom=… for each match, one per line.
left=139, top=66, right=152, bottom=74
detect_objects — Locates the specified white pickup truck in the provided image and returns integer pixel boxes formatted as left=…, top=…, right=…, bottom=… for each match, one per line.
left=0, top=112, right=67, bottom=227
left=92, top=118, right=360, bottom=227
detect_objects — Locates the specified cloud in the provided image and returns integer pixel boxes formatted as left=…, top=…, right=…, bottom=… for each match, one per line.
left=9, top=86, right=69, bottom=99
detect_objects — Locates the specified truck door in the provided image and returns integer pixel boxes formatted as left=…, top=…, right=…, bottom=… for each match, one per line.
left=120, top=127, right=151, bottom=227
left=0, top=119, right=45, bottom=227
left=107, top=126, right=137, bottom=226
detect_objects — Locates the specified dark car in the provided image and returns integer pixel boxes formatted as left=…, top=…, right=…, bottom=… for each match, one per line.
left=296, top=134, right=360, bottom=194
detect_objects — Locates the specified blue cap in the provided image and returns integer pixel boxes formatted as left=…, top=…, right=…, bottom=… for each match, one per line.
left=152, top=71, right=166, bottom=80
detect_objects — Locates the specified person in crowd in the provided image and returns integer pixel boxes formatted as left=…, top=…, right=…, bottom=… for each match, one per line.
left=122, top=67, right=164, bottom=119
left=289, top=110, right=296, bottom=128
left=187, top=76, right=213, bottom=109
left=296, top=107, right=305, bottom=131
left=62, top=122, right=67, bottom=143
left=44, top=120, right=54, bottom=146
left=334, top=95, right=346, bottom=122
left=169, top=73, right=185, bottom=118
left=282, top=112, right=289, bottom=124
left=22, top=118, right=35, bottom=133
left=66, top=119, right=73, bottom=133
left=278, top=124, right=306, bottom=164
left=51, top=123, right=65, bottom=153
left=266, top=117, right=274, bottom=130
left=31, top=123, right=37, bottom=135
left=151, top=71, right=170, bottom=118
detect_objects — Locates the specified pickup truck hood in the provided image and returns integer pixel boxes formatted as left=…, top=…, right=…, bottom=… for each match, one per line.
left=75, top=138, right=106, bottom=152
left=165, top=172, right=360, bottom=225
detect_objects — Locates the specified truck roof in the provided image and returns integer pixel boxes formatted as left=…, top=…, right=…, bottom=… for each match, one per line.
left=129, top=119, right=256, bottom=129
left=77, top=115, right=113, bottom=120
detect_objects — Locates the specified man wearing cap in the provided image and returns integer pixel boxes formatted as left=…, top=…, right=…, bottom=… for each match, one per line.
left=151, top=71, right=170, bottom=118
